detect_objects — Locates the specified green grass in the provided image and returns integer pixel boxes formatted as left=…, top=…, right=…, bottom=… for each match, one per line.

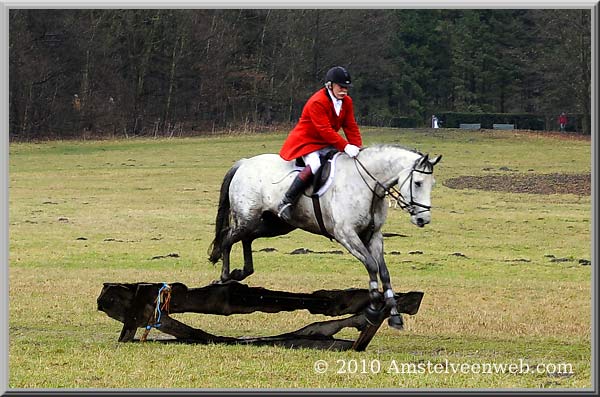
left=8, top=128, right=592, bottom=389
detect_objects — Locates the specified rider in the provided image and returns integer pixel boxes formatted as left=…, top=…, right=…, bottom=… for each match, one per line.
left=277, top=66, right=363, bottom=222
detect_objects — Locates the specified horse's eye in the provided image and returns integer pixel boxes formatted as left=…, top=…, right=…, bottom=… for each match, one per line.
left=415, top=181, right=422, bottom=188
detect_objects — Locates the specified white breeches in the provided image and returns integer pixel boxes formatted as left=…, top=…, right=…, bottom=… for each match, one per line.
left=302, top=146, right=335, bottom=174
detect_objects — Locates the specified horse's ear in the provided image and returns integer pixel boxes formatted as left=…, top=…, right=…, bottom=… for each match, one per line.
left=420, top=153, right=429, bottom=166
left=429, top=155, right=442, bottom=166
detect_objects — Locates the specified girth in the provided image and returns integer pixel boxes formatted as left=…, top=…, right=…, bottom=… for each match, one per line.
left=295, top=150, right=337, bottom=240
left=311, top=195, right=334, bottom=240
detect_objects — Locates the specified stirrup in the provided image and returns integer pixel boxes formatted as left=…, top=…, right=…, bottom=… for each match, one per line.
left=277, top=202, right=292, bottom=219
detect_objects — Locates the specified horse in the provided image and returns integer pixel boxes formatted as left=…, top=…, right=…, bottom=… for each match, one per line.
left=208, top=144, right=441, bottom=329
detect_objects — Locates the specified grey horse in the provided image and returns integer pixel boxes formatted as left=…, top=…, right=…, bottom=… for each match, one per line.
left=209, top=144, right=441, bottom=328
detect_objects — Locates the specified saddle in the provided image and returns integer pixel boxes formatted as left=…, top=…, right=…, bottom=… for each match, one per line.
left=295, top=149, right=338, bottom=196
left=294, top=149, right=339, bottom=240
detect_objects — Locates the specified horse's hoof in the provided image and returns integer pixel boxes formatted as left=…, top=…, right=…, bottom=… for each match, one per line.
left=365, top=306, right=384, bottom=325
left=388, top=314, right=404, bottom=330
left=229, top=269, right=246, bottom=281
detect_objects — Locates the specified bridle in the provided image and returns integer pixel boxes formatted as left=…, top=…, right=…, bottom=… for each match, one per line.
left=354, top=156, right=433, bottom=216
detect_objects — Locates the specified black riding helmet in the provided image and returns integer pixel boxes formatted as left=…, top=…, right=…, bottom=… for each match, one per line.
left=325, top=66, right=353, bottom=88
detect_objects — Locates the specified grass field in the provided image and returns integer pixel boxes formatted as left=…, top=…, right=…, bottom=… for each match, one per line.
left=8, top=128, right=592, bottom=390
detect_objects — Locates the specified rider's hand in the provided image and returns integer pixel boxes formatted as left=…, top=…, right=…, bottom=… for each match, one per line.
left=344, top=144, right=360, bottom=158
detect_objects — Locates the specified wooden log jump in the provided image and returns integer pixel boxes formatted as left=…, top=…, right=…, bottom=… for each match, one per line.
left=97, top=281, right=424, bottom=351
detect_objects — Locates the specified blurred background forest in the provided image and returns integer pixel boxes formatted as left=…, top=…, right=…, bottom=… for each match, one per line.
left=8, top=8, right=592, bottom=140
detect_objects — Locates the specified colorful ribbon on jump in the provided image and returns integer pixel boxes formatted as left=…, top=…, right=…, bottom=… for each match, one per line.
left=141, top=283, right=172, bottom=342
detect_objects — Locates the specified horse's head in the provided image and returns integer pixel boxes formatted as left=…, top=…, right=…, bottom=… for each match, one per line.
left=397, top=153, right=442, bottom=228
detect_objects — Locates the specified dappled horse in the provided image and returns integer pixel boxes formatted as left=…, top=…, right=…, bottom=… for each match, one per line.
left=209, top=144, right=441, bottom=328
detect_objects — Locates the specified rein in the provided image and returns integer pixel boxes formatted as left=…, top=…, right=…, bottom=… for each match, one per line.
left=354, top=156, right=432, bottom=216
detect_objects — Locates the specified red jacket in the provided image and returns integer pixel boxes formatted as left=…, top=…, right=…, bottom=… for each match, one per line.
left=279, top=88, right=362, bottom=160
left=559, top=114, right=568, bottom=124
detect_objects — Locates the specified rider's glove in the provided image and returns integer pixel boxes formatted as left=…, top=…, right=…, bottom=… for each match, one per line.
left=344, top=144, right=360, bottom=158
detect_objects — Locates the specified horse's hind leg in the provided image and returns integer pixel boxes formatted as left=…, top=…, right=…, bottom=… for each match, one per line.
left=228, top=239, right=254, bottom=281
left=228, top=213, right=295, bottom=282
left=216, top=229, right=247, bottom=283
left=217, top=240, right=234, bottom=283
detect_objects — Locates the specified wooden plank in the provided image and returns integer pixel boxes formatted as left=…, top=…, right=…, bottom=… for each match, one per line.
left=98, top=281, right=424, bottom=321
left=98, top=281, right=424, bottom=352
left=352, top=320, right=385, bottom=351
left=140, top=313, right=357, bottom=350
left=118, top=326, right=137, bottom=342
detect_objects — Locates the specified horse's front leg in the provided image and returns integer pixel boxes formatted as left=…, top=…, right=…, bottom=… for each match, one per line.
left=367, top=231, right=403, bottom=330
left=335, top=230, right=386, bottom=325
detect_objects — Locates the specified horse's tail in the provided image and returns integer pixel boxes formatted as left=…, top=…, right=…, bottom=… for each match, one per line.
left=208, top=160, right=243, bottom=264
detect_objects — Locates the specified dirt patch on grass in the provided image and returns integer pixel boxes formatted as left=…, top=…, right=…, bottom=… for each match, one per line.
left=444, top=173, right=591, bottom=195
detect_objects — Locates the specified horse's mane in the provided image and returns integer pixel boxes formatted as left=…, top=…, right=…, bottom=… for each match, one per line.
left=362, top=144, right=432, bottom=171
left=363, top=143, right=424, bottom=156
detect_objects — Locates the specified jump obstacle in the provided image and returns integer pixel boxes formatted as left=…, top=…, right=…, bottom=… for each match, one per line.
left=97, top=281, right=423, bottom=351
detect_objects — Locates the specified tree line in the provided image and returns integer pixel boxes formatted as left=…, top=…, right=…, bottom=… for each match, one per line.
left=9, top=8, right=592, bottom=140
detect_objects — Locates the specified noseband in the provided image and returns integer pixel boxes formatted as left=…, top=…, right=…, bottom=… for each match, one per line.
left=354, top=156, right=432, bottom=216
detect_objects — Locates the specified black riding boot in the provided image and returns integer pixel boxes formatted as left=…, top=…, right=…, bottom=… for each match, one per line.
left=277, top=166, right=313, bottom=223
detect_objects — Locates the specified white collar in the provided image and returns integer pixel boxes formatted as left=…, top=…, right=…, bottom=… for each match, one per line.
left=326, top=88, right=343, bottom=116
